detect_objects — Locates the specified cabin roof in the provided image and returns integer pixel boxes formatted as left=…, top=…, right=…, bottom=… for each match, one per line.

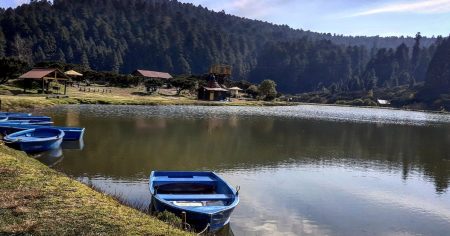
left=134, top=70, right=172, bottom=79
left=19, top=68, right=68, bottom=80
left=204, top=87, right=229, bottom=92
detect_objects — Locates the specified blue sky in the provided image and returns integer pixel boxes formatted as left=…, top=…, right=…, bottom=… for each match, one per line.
left=2, top=0, right=450, bottom=37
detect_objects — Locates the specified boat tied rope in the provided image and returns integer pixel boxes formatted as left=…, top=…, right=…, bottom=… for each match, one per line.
left=197, top=223, right=210, bottom=235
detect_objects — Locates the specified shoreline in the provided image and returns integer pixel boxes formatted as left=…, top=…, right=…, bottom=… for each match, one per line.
left=0, top=94, right=296, bottom=112
left=0, top=144, right=191, bottom=235
left=1, top=94, right=448, bottom=116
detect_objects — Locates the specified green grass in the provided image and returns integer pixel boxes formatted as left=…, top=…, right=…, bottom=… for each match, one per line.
left=0, top=144, right=192, bottom=236
left=0, top=93, right=294, bottom=111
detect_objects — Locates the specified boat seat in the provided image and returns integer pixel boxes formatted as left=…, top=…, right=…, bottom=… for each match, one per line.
left=153, top=176, right=217, bottom=184
left=157, top=194, right=232, bottom=201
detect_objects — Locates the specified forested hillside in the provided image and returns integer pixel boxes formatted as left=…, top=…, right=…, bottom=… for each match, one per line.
left=425, top=37, right=450, bottom=94
left=0, top=0, right=440, bottom=93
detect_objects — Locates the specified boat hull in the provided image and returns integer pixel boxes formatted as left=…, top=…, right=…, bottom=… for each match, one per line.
left=0, top=121, right=53, bottom=126
left=6, top=138, right=63, bottom=153
left=150, top=195, right=235, bottom=232
left=149, top=171, right=239, bottom=232
left=0, top=112, right=32, bottom=116
left=4, top=128, right=65, bottom=153
left=7, top=116, right=51, bottom=122
left=0, top=125, right=84, bottom=140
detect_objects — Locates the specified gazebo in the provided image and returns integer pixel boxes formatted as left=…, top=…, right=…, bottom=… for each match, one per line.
left=65, top=70, right=83, bottom=86
left=228, top=87, right=243, bottom=98
left=65, top=70, right=83, bottom=77
left=19, top=68, right=69, bottom=94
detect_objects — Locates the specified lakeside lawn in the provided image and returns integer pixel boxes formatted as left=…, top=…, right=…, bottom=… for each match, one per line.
left=0, top=144, right=191, bottom=235
left=0, top=85, right=292, bottom=111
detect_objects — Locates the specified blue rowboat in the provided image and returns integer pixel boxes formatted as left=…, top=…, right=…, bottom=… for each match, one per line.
left=0, top=112, right=32, bottom=116
left=149, top=171, right=239, bottom=232
left=3, top=128, right=64, bottom=153
left=0, top=120, right=54, bottom=126
left=0, top=124, right=84, bottom=141
left=6, top=115, right=51, bottom=122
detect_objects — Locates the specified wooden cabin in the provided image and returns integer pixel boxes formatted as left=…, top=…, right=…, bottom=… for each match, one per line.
left=132, top=69, right=173, bottom=92
left=198, top=87, right=229, bottom=101
left=19, top=68, right=69, bottom=94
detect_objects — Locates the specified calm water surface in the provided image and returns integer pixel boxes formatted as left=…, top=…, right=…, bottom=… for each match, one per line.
left=36, top=105, right=450, bottom=236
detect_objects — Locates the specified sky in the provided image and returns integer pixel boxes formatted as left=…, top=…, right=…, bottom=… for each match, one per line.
left=1, top=0, right=450, bottom=37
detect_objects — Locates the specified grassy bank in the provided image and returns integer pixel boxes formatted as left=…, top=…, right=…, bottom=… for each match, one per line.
left=0, top=86, right=293, bottom=111
left=0, top=144, right=191, bottom=235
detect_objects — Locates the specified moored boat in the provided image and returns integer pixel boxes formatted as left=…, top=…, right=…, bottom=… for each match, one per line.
left=0, top=112, right=32, bottom=116
left=3, top=128, right=65, bottom=152
left=0, top=120, right=54, bottom=126
left=0, top=124, right=84, bottom=140
left=6, top=115, right=51, bottom=122
left=149, top=171, right=239, bottom=232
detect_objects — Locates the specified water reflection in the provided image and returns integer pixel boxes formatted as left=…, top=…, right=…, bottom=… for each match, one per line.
left=32, top=139, right=84, bottom=167
left=61, top=139, right=85, bottom=150
left=33, top=147, right=64, bottom=167
left=35, top=105, right=450, bottom=235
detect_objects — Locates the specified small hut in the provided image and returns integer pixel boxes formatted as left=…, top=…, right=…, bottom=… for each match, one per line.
left=377, top=99, right=391, bottom=106
left=132, top=70, right=173, bottom=92
left=228, top=87, right=243, bottom=98
left=19, top=68, right=69, bottom=94
left=198, top=75, right=229, bottom=101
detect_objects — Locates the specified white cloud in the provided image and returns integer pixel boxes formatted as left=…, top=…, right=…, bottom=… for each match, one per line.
left=221, top=0, right=294, bottom=18
left=352, top=0, right=450, bottom=16
left=14, top=0, right=29, bottom=6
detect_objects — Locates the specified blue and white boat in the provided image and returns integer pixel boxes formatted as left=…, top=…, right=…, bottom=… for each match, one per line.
left=0, top=120, right=54, bottom=126
left=0, top=124, right=84, bottom=140
left=6, top=115, right=51, bottom=122
left=0, top=112, right=32, bottom=116
left=3, top=128, right=64, bottom=153
left=149, top=171, right=239, bottom=232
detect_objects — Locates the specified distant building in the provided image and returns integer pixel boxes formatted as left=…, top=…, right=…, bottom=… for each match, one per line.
left=132, top=69, right=172, bottom=93
left=19, top=68, right=69, bottom=94
left=198, top=75, right=229, bottom=101
left=228, top=87, right=243, bottom=98
left=132, top=70, right=172, bottom=80
left=377, top=99, right=391, bottom=106
left=64, top=70, right=83, bottom=85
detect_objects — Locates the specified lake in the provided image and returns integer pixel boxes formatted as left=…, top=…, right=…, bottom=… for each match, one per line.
left=37, top=104, right=450, bottom=236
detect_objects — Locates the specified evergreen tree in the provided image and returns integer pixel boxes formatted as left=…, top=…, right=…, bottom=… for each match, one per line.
left=425, top=37, right=450, bottom=93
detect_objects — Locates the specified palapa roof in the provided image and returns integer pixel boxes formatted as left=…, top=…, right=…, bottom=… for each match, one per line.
left=134, top=70, right=172, bottom=79
left=228, top=87, right=243, bottom=91
left=65, top=70, right=83, bottom=76
left=19, top=68, right=68, bottom=80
